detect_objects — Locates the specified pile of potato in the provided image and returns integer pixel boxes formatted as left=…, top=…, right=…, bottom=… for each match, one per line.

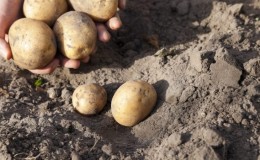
left=9, top=0, right=118, bottom=70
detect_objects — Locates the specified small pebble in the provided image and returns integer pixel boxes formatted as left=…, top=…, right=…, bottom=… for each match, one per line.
left=102, top=144, right=113, bottom=155
left=192, top=21, right=200, bottom=28
left=223, top=123, right=233, bottom=132
left=111, top=155, right=119, bottom=160
left=167, top=132, right=183, bottom=147
left=99, top=156, right=106, bottom=160
left=71, top=151, right=82, bottom=160
left=217, top=117, right=224, bottom=126
left=47, top=88, right=57, bottom=99
left=200, top=112, right=207, bottom=118
left=241, top=119, right=249, bottom=126
left=202, top=128, right=225, bottom=147
left=191, top=146, right=221, bottom=160
left=61, top=88, right=71, bottom=99
left=232, top=112, right=243, bottom=124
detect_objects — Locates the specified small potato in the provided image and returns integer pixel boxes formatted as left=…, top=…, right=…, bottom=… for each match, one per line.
left=9, top=18, right=57, bottom=70
left=53, top=11, right=97, bottom=60
left=23, top=0, right=68, bottom=26
left=68, top=0, right=118, bottom=22
left=72, top=84, right=107, bottom=115
left=111, top=80, right=157, bottom=127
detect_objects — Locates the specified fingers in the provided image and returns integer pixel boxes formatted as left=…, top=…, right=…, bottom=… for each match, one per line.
left=29, top=56, right=90, bottom=74
left=96, top=23, right=111, bottom=42
left=60, top=56, right=90, bottom=69
left=29, top=59, right=60, bottom=74
left=61, top=57, right=81, bottom=69
left=0, top=38, right=12, bottom=60
left=119, top=0, right=126, bottom=9
left=106, top=13, right=122, bottom=30
left=97, top=13, right=123, bottom=42
left=96, top=0, right=125, bottom=42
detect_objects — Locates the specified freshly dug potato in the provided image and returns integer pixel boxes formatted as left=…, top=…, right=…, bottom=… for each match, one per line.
left=9, top=18, right=57, bottom=70
left=68, top=0, right=118, bottom=22
left=53, top=11, right=97, bottom=60
left=23, top=0, right=68, bottom=26
left=111, top=80, right=157, bottom=127
left=72, top=84, right=107, bottom=115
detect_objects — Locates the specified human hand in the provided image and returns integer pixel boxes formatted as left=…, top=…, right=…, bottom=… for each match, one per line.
left=0, top=0, right=126, bottom=74
left=0, top=0, right=79, bottom=74
left=63, top=0, right=126, bottom=70
left=97, top=0, right=126, bottom=42
left=0, top=1, right=23, bottom=61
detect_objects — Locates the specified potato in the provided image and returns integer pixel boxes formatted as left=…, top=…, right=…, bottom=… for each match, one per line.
left=111, top=80, right=157, bottom=127
left=23, top=0, right=68, bottom=26
left=8, top=18, right=57, bottom=70
left=53, top=11, right=97, bottom=60
left=68, top=0, right=118, bottom=22
left=72, top=84, right=107, bottom=115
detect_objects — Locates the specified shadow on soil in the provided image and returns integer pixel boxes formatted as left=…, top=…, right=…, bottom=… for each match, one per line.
left=71, top=0, right=214, bottom=74
left=69, top=0, right=259, bottom=75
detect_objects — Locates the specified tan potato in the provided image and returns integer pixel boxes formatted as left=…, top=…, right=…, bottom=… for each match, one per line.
left=111, top=80, right=157, bottom=127
left=72, top=84, right=107, bottom=115
left=68, top=0, right=118, bottom=22
left=23, top=0, right=68, bottom=26
left=53, top=11, right=97, bottom=60
left=8, top=18, right=57, bottom=70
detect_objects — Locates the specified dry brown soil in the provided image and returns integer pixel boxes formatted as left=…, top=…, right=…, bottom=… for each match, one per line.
left=0, top=0, right=260, bottom=159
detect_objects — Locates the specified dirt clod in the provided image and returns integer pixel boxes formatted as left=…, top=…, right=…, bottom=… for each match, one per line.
left=0, top=0, right=259, bottom=159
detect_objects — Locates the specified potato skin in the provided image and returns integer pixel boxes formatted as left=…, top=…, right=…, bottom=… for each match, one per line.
left=8, top=18, right=57, bottom=70
left=68, top=0, right=118, bottom=22
left=111, top=80, right=157, bottom=127
left=72, top=84, right=107, bottom=115
left=53, top=11, right=97, bottom=60
left=23, top=0, right=68, bottom=26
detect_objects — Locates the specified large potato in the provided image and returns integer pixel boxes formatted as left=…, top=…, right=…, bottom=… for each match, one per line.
left=111, top=80, right=157, bottom=127
left=8, top=18, right=57, bottom=70
left=68, top=0, right=118, bottom=22
left=23, top=0, right=68, bottom=26
left=72, top=84, right=107, bottom=115
left=53, top=11, right=97, bottom=60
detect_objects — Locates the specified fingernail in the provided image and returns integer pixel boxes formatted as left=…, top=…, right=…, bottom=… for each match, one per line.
left=101, top=32, right=110, bottom=42
left=104, top=32, right=111, bottom=41
left=63, top=60, right=81, bottom=69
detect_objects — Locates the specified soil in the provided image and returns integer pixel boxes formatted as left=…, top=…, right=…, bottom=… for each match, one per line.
left=0, top=0, right=260, bottom=159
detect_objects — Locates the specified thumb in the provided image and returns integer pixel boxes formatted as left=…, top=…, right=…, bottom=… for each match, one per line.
left=0, top=37, right=12, bottom=60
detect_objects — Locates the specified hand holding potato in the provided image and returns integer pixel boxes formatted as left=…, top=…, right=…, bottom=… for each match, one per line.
left=53, top=11, right=97, bottom=60
left=9, top=18, right=57, bottom=70
left=96, top=0, right=126, bottom=42
left=0, top=0, right=60, bottom=74
left=0, top=0, right=23, bottom=61
left=59, top=0, right=126, bottom=70
left=23, top=0, right=68, bottom=26
left=0, top=0, right=126, bottom=74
